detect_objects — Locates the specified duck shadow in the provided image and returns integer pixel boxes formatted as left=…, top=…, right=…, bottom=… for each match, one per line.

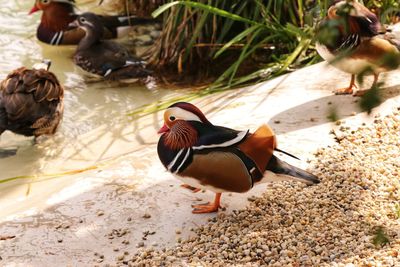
left=267, top=84, right=400, bottom=134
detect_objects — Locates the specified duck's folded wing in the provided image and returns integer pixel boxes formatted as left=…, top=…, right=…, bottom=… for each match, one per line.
left=189, top=122, right=249, bottom=150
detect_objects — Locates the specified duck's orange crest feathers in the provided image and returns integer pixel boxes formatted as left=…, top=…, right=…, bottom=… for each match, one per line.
left=238, top=124, right=276, bottom=174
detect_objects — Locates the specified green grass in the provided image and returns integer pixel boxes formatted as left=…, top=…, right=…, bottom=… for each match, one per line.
left=120, top=0, right=400, bottom=115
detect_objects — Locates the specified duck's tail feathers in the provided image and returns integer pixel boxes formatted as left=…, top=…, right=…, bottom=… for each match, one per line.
left=266, top=155, right=319, bottom=185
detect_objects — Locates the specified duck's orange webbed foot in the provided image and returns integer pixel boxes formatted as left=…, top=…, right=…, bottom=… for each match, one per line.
left=334, top=85, right=357, bottom=95
left=334, top=74, right=357, bottom=95
left=181, top=184, right=201, bottom=193
left=191, top=202, right=220, bottom=213
left=191, top=193, right=221, bottom=214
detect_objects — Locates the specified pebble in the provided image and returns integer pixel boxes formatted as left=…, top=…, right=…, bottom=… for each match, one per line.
left=97, top=211, right=104, bottom=216
left=120, top=111, right=400, bottom=266
left=142, top=213, right=151, bottom=219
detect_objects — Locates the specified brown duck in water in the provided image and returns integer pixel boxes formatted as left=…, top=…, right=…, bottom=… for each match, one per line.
left=29, top=0, right=158, bottom=46
left=0, top=60, right=64, bottom=138
left=71, top=12, right=151, bottom=82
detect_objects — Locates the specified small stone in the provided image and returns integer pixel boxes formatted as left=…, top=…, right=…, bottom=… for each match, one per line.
left=113, top=248, right=119, bottom=252
left=127, top=217, right=132, bottom=222
left=97, top=211, right=104, bottom=216
left=133, top=35, right=153, bottom=46
left=150, top=31, right=161, bottom=39
left=142, top=213, right=151, bottom=219
left=175, top=229, right=181, bottom=234
left=57, top=238, right=63, bottom=243
left=117, top=255, right=124, bottom=261
left=274, top=120, right=281, bottom=124
left=137, top=241, right=145, bottom=248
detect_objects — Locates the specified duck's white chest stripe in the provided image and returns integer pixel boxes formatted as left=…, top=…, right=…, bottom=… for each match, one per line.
left=192, top=130, right=248, bottom=150
left=167, top=149, right=184, bottom=170
left=174, top=148, right=191, bottom=173
left=167, top=148, right=192, bottom=174
left=50, top=31, right=64, bottom=45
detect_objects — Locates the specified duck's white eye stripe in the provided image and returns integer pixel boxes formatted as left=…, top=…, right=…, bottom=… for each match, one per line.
left=168, top=107, right=202, bottom=122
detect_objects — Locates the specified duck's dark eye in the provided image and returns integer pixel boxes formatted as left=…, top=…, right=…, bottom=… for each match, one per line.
left=79, top=17, right=86, bottom=23
left=41, top=0, right=49, bottom=4
left=169, top=116, right=176, bottom=121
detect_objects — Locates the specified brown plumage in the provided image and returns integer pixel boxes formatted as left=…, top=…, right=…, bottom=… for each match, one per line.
left=157, top=102, right=319, bottom=213
left=0, top=63, right=64, bottom=137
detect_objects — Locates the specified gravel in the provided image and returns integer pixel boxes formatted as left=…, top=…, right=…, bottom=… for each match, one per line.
left=122, top=110, right=400, bottom=266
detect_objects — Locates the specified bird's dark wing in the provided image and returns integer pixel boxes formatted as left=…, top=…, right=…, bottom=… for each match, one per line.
left=188, top=121, right=249, bottom=150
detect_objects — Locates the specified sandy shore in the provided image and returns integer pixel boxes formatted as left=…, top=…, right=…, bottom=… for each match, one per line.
left=1, top=62, right=400, bottom=266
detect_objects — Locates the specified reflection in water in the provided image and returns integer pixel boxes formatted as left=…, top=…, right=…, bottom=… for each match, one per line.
left=0, top=1, right=177, bottom=216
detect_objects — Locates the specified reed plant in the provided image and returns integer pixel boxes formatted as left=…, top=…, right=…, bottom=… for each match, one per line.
left=119, top=0, right=397, bottom=89
left=115, top=0, right=399, bottom=115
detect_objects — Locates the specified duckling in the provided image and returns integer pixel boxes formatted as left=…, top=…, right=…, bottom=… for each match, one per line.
left=0, top=60, right=64, bottom=138
left=71, top=12, right=151, bottom=82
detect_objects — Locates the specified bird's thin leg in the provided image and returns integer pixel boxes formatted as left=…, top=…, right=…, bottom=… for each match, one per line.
left=192, top=193, right=222, bottom=214
left=334, top=74, right=357, bottom=95
left=353, top=73, right=379, bottom=97
left=181, top=184, right=201, bottom=193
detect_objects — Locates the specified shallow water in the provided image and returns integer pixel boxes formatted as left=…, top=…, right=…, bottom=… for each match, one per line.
left=0, top=1, right=178, bottom=216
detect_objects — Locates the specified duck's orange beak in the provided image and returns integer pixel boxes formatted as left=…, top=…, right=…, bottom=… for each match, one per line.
left=158, top=124, right=169, bottom=134
left=29, top=5, right=40, bottom=15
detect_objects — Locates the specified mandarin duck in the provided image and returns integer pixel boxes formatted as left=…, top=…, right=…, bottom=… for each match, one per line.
left=316, top=0, right=400, bottom=96
left=157, top=102, right=319, bottom=214
left=29, top=0, right=158, bottom=45
left=71, top=12, right=151, bottom=81
left=0, top=60, right=64, bottom=138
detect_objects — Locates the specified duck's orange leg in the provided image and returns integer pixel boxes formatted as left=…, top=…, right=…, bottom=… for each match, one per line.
left=334, top=74, right=357, bottom=95
left=353, top=73, right=379, bottom=97
left=192, top=193, right=222, bottom=214
left=181, top=184, right=201, bottom=193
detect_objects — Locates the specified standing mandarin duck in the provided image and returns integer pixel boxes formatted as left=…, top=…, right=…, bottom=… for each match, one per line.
left=29, top=0, right=158, bottom=45
left=316, top=0, right=400, bottom=96
left=71, top=12, right=151, bottom=81
left=157, top=102, right=319, bottom=214
left=0, top=60, right=64, bottom=138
